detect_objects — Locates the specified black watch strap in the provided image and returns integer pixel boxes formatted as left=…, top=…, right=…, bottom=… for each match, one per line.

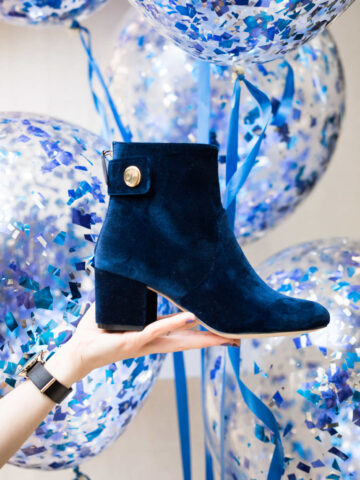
left=28, top=362, right=72, bottom=404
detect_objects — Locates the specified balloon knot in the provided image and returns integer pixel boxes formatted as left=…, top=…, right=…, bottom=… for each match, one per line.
left=232, top=65, right=245, bottom=82
left=70, top=20, right=80, bottom=30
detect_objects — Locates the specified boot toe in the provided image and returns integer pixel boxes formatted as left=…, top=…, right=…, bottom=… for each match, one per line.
left=308, top=301, right=330, bottom=330
left=271, top=296, right=330, bottom=334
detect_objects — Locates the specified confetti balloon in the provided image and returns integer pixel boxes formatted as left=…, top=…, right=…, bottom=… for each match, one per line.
left=0, top=0, right=108, bottom=26
left=0, top=112, right=170, bottom=469
left=204, top=238, right=360, bottom=479
left=109, top=15, right=345, bottom=244
left=128, top=0, right=354, bottom=66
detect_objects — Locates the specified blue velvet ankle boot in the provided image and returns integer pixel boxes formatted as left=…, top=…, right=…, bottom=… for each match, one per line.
left=94, top=142, right=330, bottom=338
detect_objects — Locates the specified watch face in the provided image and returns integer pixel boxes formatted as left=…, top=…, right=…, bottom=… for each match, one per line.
left=17, top=351, right=44, bottom=377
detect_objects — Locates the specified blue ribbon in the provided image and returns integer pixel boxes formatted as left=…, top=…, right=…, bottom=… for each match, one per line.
left=197, top=62, right=216, bottom=479
left=173, top=351, right=192, bottom=480
left=78, top=23, right=111, bottom=143
left=205, top=443, right=214, bottom=480
left=195, top=64, right=283, bottom=480
left=224, top=72, right=272, bottom=212
left=220, top=65, right=296, bottom=479
left=72, top=466, right=91, bottom=480
left=197, top=61, right=211, bottom=144
left=272, top=62, right=295, bottom=128
left=224, top=73, right=242, bottom=228
left=71, top=21, right=132, bottom=143
left=227, top=347, right=285, bottom=480
left=219, top=351, right=227, bottom=480
left=200, top=330, right=215, bottom=480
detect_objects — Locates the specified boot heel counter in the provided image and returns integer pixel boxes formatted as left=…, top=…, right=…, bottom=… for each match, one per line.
left=94, top=197, right=123, bottom=269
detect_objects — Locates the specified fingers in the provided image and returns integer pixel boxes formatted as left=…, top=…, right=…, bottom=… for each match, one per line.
left=140, top=311, right=198, bottom=342
left=140, top=330, right=240, bottom=356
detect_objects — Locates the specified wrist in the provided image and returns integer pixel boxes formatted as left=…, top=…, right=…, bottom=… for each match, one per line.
left=44, top=338, right=89, bottom=388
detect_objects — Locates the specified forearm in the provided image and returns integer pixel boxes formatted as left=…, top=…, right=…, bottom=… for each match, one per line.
left=0, top=339, right=86, bottom=467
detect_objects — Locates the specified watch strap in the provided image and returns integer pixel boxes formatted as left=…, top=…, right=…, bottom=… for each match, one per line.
left=28, top=362, right=72, bottom=404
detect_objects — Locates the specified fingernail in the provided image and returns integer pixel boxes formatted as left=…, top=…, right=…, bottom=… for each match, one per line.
left=186, top=317, right=197, bottom=324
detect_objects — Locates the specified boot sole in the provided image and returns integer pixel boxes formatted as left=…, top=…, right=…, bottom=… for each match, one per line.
left=147, top=287, right=325, bottom=339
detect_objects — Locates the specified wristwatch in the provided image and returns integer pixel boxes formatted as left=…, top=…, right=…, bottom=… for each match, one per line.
left=17, top=351, right=73, bottom=404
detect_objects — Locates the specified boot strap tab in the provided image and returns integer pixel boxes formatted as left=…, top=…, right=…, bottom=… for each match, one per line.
left=107, top=156, right=151, bottom=196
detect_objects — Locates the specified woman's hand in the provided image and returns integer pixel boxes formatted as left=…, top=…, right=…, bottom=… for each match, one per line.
left=0, top=304, right=240, bottom=467
left=45, top=304, right=240, bottom=387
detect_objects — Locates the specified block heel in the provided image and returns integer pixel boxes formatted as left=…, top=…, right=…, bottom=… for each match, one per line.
left=95, top=268, right=158, bottom=331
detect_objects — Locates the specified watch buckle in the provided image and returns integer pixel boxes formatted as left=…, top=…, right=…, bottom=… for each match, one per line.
left=17, top=351, right=45, bottom=377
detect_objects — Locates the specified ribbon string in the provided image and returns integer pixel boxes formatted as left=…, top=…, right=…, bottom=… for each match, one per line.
left=173, top=351, right=192, bottom=480
left=197, top=61, right=211, bottom=144
left=227, top=347, right=285, bottom=479
left=200, top=335, right=215, bottom=480
left=219, top=352, right=227, bottom=480
left=71, top=21, right=132, bottom=143
left=224, top=72, right=272, bottom=212
left=224, top=73, right=242, bottom=228
left=196, top=59, right=216, bottom=480
left=272, top=62, right=295, bottom=128
left=221, top=64, right=295, bottom=479
left=72, top=466, right=91, bottom=480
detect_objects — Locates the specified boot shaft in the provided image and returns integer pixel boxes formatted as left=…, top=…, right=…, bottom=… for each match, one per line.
left=96, top=142, right=225, bottom=298
left=111, top=142, right=222, bottom=211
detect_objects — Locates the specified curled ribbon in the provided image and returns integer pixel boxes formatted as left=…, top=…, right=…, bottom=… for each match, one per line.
left=221, top=63, right=296, bottom=480
left=71, top=21, right=132, bottom=143
left=224, top=70, right=272, bottom=218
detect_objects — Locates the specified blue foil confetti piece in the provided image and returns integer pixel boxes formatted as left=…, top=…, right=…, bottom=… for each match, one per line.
left=4, top=312, right=18, bottom=331
left=72, top=208, right=92, bottom=229
left=296, top=462, right=311, bottom=473
left=328, top=447, right=349, bottom=461
left=33, top=286, right=53, bottom=310
left=53, top=231, right=66, bottom=245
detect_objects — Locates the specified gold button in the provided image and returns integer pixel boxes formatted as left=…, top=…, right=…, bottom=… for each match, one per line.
left=124, top=166, right=141, bottom=188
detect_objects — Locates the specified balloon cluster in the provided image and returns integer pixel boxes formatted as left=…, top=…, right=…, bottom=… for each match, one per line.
left=204, top=238, right=360, bottom=479
left=0, top=0, right=355, bottom=472
left=0, top=112, right=171, bottom=469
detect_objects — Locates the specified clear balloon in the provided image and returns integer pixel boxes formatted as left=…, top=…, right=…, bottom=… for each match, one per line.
left=128, top=0, right=354, bottom=66
left=109, top=14, right=345, bottom=244
left=0, top=112, right=170, bottom=469
left=0, top=0, right=108, bottom=26
left=204, top=238, right=360, bottom=479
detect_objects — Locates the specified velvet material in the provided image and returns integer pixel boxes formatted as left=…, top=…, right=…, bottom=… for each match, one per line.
left=95, top=141, right=330, bottom=334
